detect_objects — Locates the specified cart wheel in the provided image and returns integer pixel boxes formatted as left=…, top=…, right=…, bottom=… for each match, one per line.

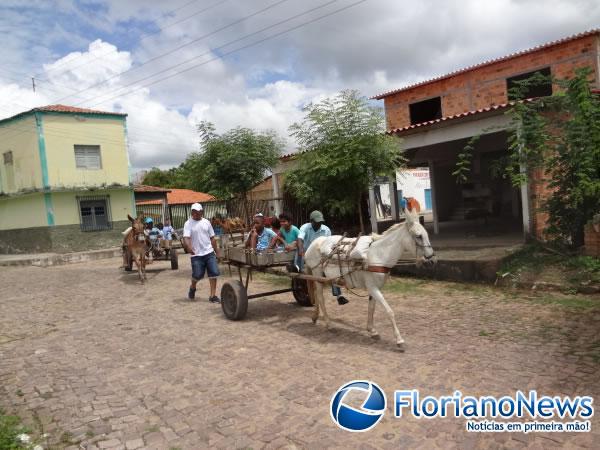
left=125, top=251, right=133, bottom=271
left=221, top=280, right=248, bottom=320
left=170, top=249, right=179, bottom=270
left=292, top=278, right=312, bottom=307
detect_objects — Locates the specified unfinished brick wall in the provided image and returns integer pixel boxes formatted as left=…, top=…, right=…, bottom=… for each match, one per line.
left=381, top=33, right=599, bottom=130
left=584, top=223, right=600, bottom=257
left=528, top=167, right=553, bottom=240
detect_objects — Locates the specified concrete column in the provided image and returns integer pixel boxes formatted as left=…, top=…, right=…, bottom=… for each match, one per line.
left=389, top=180, right=399, bottom=221
left=271, top=173, right=283, bottom=216
left=520, top=164, right=531, bottom=237
left=368, top=184, right=378, bottom=234
left=428, top=160, right=439, bottom=235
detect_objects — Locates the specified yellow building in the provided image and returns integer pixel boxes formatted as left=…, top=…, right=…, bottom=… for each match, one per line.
left=0, top=105, right=134, bottom=253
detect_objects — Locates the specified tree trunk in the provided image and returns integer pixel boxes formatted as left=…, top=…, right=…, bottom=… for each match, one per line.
left=358, top=193, right=365, bottom=234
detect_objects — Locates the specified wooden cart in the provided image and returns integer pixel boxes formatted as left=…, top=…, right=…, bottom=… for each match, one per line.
left=220, top=247, right=337, bottom=321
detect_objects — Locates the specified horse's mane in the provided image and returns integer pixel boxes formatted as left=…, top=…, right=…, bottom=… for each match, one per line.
left=370, top=222, right=406, bottom=241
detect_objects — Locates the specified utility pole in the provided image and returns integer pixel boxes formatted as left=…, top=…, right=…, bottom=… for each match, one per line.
left=31, top=77, right=36, bottom=93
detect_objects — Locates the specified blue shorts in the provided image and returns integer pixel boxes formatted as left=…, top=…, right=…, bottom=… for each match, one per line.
left=191, top=252, right=220, bottom=280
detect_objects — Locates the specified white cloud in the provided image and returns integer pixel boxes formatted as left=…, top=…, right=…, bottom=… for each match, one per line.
left=1, top=0, right=600, bottom=172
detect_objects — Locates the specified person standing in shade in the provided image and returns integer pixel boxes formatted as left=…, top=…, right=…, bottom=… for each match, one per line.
left=183, top=203, right=220, bottom=303
left=296, top=210, right=349, bottom=305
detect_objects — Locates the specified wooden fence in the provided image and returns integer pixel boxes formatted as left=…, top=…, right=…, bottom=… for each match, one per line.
left=136, top=195, right=312, bottom=230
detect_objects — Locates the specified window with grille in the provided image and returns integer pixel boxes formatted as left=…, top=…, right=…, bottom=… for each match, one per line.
left=3, top=151, right=13, bottom=165
left=74, top=145, right=102, bottom=169
left=77, top=195, right=112, bottom=231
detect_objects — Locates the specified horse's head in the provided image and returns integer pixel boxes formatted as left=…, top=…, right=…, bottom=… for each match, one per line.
left=128, top=214, right=146, bottom=241
left=404, top=209, right=436, bottom=268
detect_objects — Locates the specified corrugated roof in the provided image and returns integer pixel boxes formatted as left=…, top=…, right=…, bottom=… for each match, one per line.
left=373, top=29, right=600, bottom=100
left=387, top=99, right=535, bottom=135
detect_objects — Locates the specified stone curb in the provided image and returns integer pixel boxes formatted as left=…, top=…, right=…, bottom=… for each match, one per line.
left=0, top=247, right=122, bottom=267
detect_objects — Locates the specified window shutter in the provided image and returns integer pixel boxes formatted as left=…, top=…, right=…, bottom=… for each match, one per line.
left=74, top=145, right=101, bottom=169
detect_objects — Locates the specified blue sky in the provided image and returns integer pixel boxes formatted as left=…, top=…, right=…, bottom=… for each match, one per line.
left=1, top=0, right=599, bottom=171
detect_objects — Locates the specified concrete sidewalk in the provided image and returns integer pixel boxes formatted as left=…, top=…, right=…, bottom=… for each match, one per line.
left=0, top=247, right=121, bottom=267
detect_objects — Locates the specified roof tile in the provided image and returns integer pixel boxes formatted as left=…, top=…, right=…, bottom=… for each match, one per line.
left=373, top=28, right=600, bottom=99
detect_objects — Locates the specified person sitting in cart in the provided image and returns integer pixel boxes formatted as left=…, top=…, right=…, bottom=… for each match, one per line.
left=296, top=210, right=349, bottom=306
left=245, top=213, right=276, bottom=252
left=144, top=217, right=163, bottom=241
left=162, top=219, right=175, bottom=240
left=268, top=212, right=299, bottom=252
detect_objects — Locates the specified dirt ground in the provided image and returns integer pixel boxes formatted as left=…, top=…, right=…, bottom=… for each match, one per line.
left=0, top=257, right=599, bottom=449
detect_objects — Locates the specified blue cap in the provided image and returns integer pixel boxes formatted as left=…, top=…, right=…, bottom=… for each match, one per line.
left=144, top=217, right=154, bottom=224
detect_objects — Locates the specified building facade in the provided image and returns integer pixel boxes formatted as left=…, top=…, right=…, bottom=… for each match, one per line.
left=0, top=105, right=134, bottom=253
left=373, top=29, right=600, bottom=239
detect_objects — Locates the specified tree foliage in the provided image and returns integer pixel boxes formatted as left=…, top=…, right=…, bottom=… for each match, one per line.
left=456, top=68, right=600, bottom=247
left=140, top=122, right=282, bottom=200
left=190, top=122, right=282, bottom=199
left=284, top=90, right=404, bottom=224
left=141, top=167, right=185, bottom=188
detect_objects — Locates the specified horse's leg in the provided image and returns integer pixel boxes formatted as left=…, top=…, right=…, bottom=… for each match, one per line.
left=141, top=253, right=147, bottom=280
left=135, top=255, right=144, bottom=284
left=368, top=285, right=404, bottom=350
left=310, top=281, right=320, bottom=324
left=367, top=296, right=379, bottom=339
left=318, top=282, right=332, bottom=330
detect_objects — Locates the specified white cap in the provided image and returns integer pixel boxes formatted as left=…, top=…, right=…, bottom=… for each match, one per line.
left=191, top=203, right=203, bottom=211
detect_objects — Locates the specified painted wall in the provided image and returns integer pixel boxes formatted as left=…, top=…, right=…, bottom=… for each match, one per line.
left=50, top=188, right=133, bottom=226
left=0, top=115, right=43, bottom=193
left=42, top=113, right=129, bottom=188
left=0, top=193, right=47, bottom=229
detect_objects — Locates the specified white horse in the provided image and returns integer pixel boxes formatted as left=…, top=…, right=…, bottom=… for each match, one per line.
left=304, top=209, right=435, bottom=350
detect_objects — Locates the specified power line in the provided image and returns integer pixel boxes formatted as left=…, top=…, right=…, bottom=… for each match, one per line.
left=85, top=0, right=367, bottom=109
left=33, top=0, right=212, bottom=81
left=50, top=0, right=292, bottom=105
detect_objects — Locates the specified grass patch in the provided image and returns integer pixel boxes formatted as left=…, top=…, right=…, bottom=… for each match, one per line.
left=252, top=272, right=291, bottom=287
left=383, top=277, right=427, bottom=294
left=526, top=294, right=599, bottom=310
left=146, top=425, right=160, bottom=433
left=0, top=409, right=29, bottom=450
left=500, top=243, right=600, bottom=287
left=60, top=430, right=75, bottom=445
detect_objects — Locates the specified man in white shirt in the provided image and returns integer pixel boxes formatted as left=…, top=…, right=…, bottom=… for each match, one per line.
left=183, top=203, right=220, bottom=303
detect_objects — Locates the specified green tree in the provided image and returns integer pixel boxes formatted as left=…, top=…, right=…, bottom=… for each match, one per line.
left=457, top=68, right=600, bottom=247
left=140, top=166, right=188, bottom=188
left=192, top=122, right=282, bottom=215
left=285, top=90, right=404, bottom=231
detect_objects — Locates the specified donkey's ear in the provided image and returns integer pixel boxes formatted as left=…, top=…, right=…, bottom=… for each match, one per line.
left=405, top=209, right=415, bottom=224
left=128, top=214, right=135, bottom=222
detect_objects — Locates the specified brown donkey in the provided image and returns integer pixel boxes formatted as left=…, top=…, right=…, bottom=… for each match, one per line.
left=125, top=214, right=148, bottom=283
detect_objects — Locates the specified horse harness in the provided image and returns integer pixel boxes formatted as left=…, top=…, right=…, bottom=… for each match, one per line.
left=311, top=234, right=392, bottom=281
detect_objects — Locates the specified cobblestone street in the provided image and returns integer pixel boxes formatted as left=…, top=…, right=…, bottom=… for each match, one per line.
left=1, top=258, right=599, bottom=449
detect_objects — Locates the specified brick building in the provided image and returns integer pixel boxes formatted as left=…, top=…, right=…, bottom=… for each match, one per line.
left=373, top=29, right=600, bottom=240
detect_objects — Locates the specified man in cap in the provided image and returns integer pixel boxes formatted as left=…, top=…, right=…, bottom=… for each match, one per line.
left=296, top=210, right=349, bottom=305
left=182, top=203, right=220, bottom=303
